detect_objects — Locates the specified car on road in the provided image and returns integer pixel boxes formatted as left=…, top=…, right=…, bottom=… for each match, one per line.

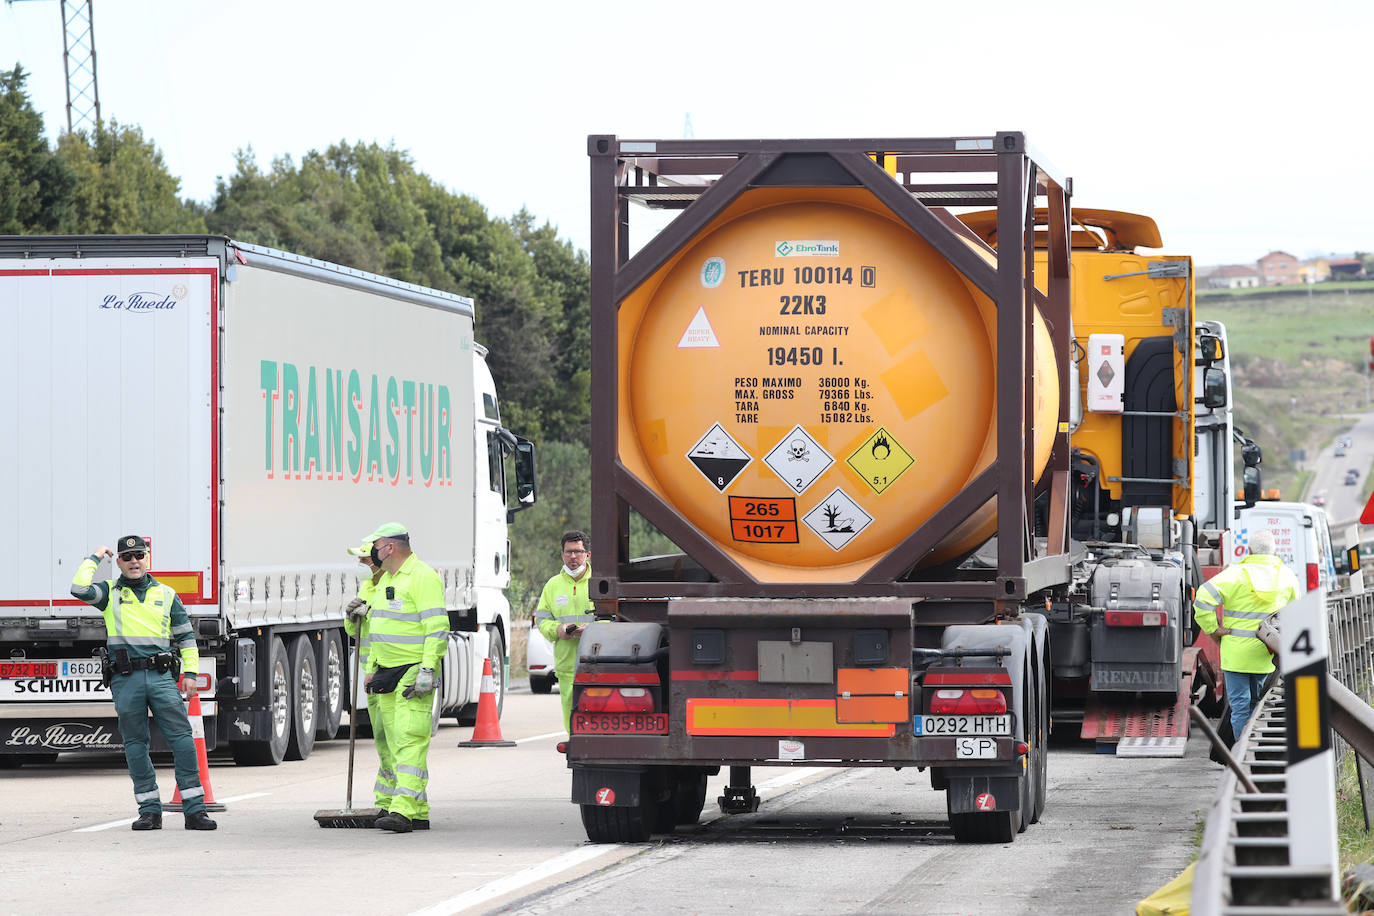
left=1346, top=470, right=1360, bottom=486
left=1342, top=436, right=1354, bottom=448
left=527, top=618, right=557, bottom=694
left=1335, top=446, right=1347, bottom=457
left=1312, top=490, right=1327, bottom=507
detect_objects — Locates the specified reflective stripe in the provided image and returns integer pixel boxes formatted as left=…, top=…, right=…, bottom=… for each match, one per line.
left=397, top=764, right=429, bottom=779
left=370, top=633, right=427, bottom=645
left=134, top=789, right=160, bottom=802
left=419, top=607, right=447, bottom=620
left=1199, top=582, right=1224, bottom=606
left=179, top=786, right=204, bottom=799
left=1225, top=610, right=1272, bottom=620
left=171, top=623, right=194, bottom=636
left=392, top=785, right=428, bottom=801
left=424, top=633, right=447, bottom=643
left=377, top=768, right=396, bottom=781
left=108, top=635, right=171, bottom=647
left=1227, top=630, right=1262, bottom=638
left=359, top=638, right=371, bottom=648
left=173, top=634, right=196, bottom=647
left=370, top=608, right=421, bottom=622
left=559, top=613, right=596, bottom=624
left=533, top=610, right=554, bottom=622
left=374, top=782, right=397, bottom=795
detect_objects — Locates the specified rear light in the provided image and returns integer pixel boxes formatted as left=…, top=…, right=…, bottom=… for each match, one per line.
left=556, top=741, right=567, bottom=753
left=1016, top=742, right=1028, bottom=756
left=1307, top=563, right=1319, bottom=591
left=576, top=686, right=655, bottom=713
left=929, top=688, right=1007, bottom=715
left=530, top=664, right=547, bottom=672
left=1104, top=610, right=1167, bottom=627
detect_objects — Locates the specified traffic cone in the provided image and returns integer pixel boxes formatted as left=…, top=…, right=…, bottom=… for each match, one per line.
left=166, top=674, right=225, bottom=812
left=458, top=657, right=515, bottom=747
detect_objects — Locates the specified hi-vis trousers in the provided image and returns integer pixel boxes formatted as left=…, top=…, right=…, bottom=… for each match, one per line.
left=369, top=664, right=436, bottom=819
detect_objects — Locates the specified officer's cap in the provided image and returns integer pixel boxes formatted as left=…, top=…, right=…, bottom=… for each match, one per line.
left=117, top=534, right=150, bottom=556
left=363, top=522, right=408, bottom=543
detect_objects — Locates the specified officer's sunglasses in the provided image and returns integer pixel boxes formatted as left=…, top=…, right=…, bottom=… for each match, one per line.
left=119, top=551, right=146, bottom=561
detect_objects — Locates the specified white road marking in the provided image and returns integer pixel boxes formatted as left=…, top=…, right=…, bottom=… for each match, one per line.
left=407, top=843, right=622, bottom=916
left=72, top=791, right=272, bottom=832
left=513, top=730, right=565, bottom=745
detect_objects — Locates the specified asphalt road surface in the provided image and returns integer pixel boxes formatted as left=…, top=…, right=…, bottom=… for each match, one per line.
left=0, top=685, right=1222, bottom=916
left=1306, top=411, right=1374, bottom=529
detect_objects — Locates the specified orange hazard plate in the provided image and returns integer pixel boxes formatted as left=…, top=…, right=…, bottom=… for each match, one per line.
left=728, top=496, right=799, bottom=543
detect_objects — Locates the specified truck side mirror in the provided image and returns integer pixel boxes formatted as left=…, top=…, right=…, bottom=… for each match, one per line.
left=507, top=437, right=537, bottom=523
left=1198, top=335, right=1222, bottom=363
left=1200, top=367, right=1227, bottom=409
left=1242, top=466, right=1262, bottom=508
left=1241, top=440, right=1262, bottom=468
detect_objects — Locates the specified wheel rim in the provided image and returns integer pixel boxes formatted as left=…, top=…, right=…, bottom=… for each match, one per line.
left=299, top=660, right=316, bottom=734
left=272, top=658, right=290, bottom=739
left=491, top=640, right=505, bottom=705
left=325, top=641, right=343, bottom=719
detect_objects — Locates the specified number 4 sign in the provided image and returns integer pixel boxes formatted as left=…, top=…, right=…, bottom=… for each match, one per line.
left=1278, top=588, right=1337, bottom=881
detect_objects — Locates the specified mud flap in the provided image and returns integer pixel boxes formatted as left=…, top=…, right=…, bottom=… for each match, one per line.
left=572, top=765, right=646, bottom=808
left=947, top=775, right=1021, bottom=814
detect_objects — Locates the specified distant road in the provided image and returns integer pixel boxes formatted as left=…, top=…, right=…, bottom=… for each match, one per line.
left=1305, top=411, right=1374, bottom=530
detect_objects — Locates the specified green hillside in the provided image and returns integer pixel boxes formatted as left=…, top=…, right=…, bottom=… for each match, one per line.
left=1198, top=283, right=1374, bottom=498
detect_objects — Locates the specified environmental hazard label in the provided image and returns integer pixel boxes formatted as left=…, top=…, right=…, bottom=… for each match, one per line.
left=678, top=307, right=720, bottom=348
left=728, top=496, right=799, bottom=544
left=802, top=488, right=873, bottom=550
left=763, top=425, right=833, bottom=494
left=847, top=427, right=914, bottom=494
left=687, top=423, right=751, bottom=492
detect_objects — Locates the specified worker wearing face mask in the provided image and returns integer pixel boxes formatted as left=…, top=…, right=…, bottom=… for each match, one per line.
left=533, top=531, right=594, bottom=732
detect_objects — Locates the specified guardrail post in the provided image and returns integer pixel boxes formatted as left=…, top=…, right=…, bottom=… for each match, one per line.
left=1280, top=588, right=1338, bottom=895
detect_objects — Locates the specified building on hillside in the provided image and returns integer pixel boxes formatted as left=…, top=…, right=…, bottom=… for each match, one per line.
left=1329, top=257, right=1365, bottom=279
left=1199, top=264, right=1261, bottom=290
left=1298, top=258, right=1331, bottom=283
left=1257, top=250, right=1300, bottom=285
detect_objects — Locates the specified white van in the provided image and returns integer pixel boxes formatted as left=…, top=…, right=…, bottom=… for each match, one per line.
left=1229, top=500, right=1338, bottom=595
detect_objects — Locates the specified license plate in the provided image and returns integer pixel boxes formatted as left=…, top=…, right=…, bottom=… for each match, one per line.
left=956, top=736, right=999, bottom=759
left=913, top=715, right=1011, bottom=736
left=572, top=712, right=668, bottom=735
left=0, top=658, right=107, bottom=701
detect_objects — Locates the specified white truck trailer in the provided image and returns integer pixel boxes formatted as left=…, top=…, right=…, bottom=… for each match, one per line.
left=0, top=235, right=536, bottom=766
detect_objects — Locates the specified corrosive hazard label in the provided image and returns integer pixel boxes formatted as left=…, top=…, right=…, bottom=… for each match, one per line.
left=687, top=423, right=751, bottom=492
left=728, top=496, right=799, bottom=544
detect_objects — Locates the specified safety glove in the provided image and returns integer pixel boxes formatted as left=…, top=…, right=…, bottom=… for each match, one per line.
left=403, top=667, right=437, bottom=699
left=343, top=597, right=370, bottom=622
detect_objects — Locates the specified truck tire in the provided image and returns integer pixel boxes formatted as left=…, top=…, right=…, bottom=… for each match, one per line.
left=317, top=628, right=345, bottom=740
left=529, top=673, right=555, bottom=695
left=672, top=771, right=709, bottom=826
left=285, top=634, right=317, bottom=760
left=1018, top=669, right=1034, bottom=834
left=947, top=792, right=1016, bottom=844
left=458, top=628, right=506, bottom=725
left=1031, top=657, right=1049, bottom=824
left=232, top=635, right=291, bottom=765
left=580, top=775, right=657, bottom=843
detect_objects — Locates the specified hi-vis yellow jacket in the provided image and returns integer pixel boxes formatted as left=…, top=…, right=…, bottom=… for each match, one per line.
left=1193, top=553, right=1299, bottom=674
left=368, top=554, right=448, bottom=670
left=71, top=557, right=199, bottom=674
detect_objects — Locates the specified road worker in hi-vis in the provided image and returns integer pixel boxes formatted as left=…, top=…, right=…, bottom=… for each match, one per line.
left=70, top=535, right=217, bottom=830
left=362, top=522, right=446, bottom=833
left=343, top=540, right=396, bottom=814
left=535, top=530, right=594, bottom=732
left=1193, top=528, right=1300, bottom=743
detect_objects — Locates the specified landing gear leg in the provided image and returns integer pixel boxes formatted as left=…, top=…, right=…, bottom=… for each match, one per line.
left=717, top=765, right=760, bottom=814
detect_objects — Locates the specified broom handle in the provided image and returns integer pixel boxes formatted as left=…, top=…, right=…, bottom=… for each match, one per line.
left=346, top=624, right=361, bottom=810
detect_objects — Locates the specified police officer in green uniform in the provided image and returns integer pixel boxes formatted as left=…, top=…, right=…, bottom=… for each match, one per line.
left=534, top=531, right=594, bottom=732
left=364, top=523, right=447, bottom=834
left=70, top=535, right=217, bottom=830
left=1193, top=528, right=1299, bottom=742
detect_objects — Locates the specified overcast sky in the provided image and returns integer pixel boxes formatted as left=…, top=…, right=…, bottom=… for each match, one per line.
left=2, top=0, right=1368, bottom=267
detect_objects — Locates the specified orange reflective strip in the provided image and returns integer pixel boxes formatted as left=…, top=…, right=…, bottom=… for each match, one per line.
left=836, top=695, right=909, bottom=723
left=685, top=698, right=896, bottom=737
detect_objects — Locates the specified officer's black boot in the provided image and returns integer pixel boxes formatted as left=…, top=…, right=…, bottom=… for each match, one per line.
left=184, top=811, right=218, bottom=830
left=376, top=812, right=413, bottom=833
left=131, top=812, right=162, bottom=831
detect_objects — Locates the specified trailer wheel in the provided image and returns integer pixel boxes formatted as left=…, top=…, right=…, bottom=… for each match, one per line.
left=529, top=673, right=555, bottom=695
left=672, top=771, right=709, bottom=826
left=285, top=634, right=317, bottom=760
left=947, top=793, right=1016, bottom=844
left=1017, top=669, right=1033, bottom=834
left=580, top=775, right=657, bottom=844
left=232, top=635, right=290, bottom=766
left=317, top=628, right=345, bottom=740
left=1031, top=658, right=1049, bottom=824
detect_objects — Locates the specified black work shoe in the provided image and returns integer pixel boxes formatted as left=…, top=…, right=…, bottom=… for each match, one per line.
left=376, top=813, right=413, bottom=833
left=131, top=812, right=162, bottom=831
left=184, top=811, right=218, bottom=831
left=411, top=819, right=430, bottom=830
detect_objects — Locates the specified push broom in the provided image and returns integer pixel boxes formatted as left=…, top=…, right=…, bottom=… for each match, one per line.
left=315, top=630, right=383, bottom=827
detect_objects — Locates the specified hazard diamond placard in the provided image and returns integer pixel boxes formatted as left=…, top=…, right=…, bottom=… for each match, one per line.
left=763, top=425, right=833, bottom=494
left=687, top=422, right=752, bottom=492
left=802, top=488, right=873, bottom=551
left=847, top=427, right=914, bottom=494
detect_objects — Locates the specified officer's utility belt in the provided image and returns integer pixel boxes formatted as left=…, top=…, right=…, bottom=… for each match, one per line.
left=367, top=662, right=416, bottom=695
left=104, top=648, right=180, bottom=679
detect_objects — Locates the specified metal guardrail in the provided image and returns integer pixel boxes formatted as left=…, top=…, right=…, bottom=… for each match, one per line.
left=1190, top=587, right=1374, bottom=915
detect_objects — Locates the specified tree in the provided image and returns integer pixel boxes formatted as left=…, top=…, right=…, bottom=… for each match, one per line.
left=0, top=65, right=75, bottom=233
left=56, top=120, right=204, bottom=233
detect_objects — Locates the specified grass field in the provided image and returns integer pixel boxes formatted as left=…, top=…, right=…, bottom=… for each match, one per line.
left=1198, top=285, right=1374, bottom=496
